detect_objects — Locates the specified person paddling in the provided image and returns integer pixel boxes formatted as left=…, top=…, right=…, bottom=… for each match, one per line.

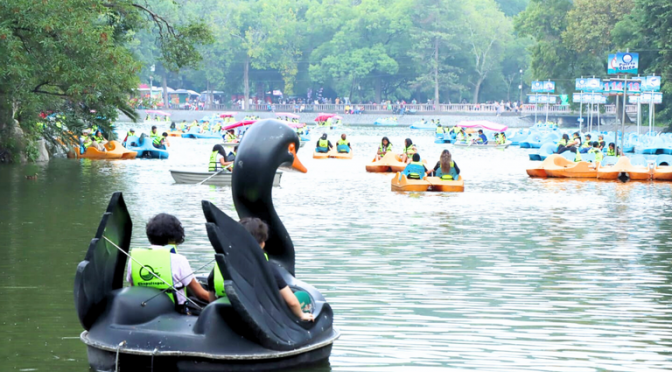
left=207, top=218, right=315, bottom=322
left=126, top=214, right=211, bottom=315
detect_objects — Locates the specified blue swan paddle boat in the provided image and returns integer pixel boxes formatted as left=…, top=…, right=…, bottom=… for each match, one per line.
left=74, top=119, right=339, bottom=371
left=123, top=135, right=169, bottom=159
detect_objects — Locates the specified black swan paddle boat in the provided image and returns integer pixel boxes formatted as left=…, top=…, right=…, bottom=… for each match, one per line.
left=74, top=119, right=339, bottom=371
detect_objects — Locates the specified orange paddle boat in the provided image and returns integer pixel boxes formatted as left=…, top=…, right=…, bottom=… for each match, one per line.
left=391, top=173, right=464, bottom=192
left=313, top=148, right=336, bottom=159
left=79, top=141, right=137, bottom=160
left=330, top=149, right=353, bottom=159
left=366, top=152, right=407, bottom=173
left=597, top=157, right=652, bottom=181
left=653, top=166, right=672, bottom=181
left=527, top=155, right=597, bottom=178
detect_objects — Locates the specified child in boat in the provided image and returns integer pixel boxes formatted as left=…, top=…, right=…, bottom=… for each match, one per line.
left=580, top=134, right=592, bottom=153
left=153, top=132, right=168, bottom=149
left=597, top=135, right=606, bottom=150
left=126, top=214, right=211, bottom=314
left=477, top=130, right=488, bottom=144
left=207, top=218, right=315, bottom=322
left=430, top=149, right=460, bottom=180
left=497, top=132, right=507, bottom=145
left=400, top=138, right=417, bottom=163
left=557, top=134, right=574, bottom=154
left=377, top=137, right=392, bottom=160
left=588, top=142, right=604, bottom=163
left=401, top=153, right=427, bottom=179
left=209, top=144, right=232, bottom=171
left=336, top=134, right=351, bottom=153
left=316, top=134, right=333, bottom=153
left=606, top=143, right=619, bottom=157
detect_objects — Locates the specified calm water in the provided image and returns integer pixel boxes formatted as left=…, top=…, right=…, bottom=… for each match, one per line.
left=1, top=124, right=672, bottom=371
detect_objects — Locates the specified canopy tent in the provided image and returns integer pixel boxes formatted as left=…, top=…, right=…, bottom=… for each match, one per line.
left=222, top=120, right=257, bottom=131
left=277, top=120, right=304, bottom=129
left=275, top=112, right=300, bottom=119
left=315, top=113, right=336, bottom=122
left=220, top=112, right=237, bottom=118
left=333, top=115, right=343, bottom=120
left=456, top=120, right=508, bottom=132
left=145, top=110, right=171, bottom=116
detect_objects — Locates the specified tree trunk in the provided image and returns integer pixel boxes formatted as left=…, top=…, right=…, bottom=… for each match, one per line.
left=243, top=57, right=250, bottom=111
left=161, top=70, right=168, bottom=109
left=375, top=77, right=382, bottom=104
left=473, top=76, right=484, bottom=104
left=434, top=37, right=439, bottom=105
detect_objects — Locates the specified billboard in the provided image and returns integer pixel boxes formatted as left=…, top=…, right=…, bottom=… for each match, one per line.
left=575, top=78, right=602, bottom=92
left=637, top=76, right=661, bottom=92
left=529, top=95, right=558, bottom=104
left=607, top=52, right=639, bottom=74
left=573, top=93, right=607, bottom=104
left=531, top=81, right=555, bottom=93
left=626, top=80, right=641, bottom=93
left=607, top=80, right=624, bottom=93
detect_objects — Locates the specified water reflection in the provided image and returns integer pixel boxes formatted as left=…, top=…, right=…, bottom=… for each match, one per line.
left=0, top=124, right=671, bottom=371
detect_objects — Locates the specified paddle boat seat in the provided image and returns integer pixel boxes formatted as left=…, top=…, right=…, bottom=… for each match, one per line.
left=315, top=147, right=329, bottom=153
left=560, top=151, right=578, bottom=162
left=629, top=155, right=648, bottom=167
left=581, top=153, right=596, bottom=163
left=601, top=156, right=619, bottom=166
left=401, top=164, right=426, bottom=179
left=337, top=145, right=350, bottom=153
left=657, top=155, right=672, bottom=166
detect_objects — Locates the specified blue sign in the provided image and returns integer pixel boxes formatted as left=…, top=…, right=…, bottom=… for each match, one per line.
left=638, top=76, right=661, bottom=92
left=608, top=52, right=639, bottom=74
left=575, top=78, right=602, bottom=92
left=529, top=94, right=557, bottom=104
left=531, top=81, right=555, bottom=93
left=572, top=93, right=607, bottom=104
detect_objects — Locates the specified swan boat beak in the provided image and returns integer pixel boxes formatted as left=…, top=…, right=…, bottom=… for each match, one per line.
left=289, top=143, right=307, bottom=173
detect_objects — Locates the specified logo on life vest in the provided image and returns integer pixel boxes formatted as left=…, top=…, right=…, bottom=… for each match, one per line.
left=140, top=265, right=160, bottom=281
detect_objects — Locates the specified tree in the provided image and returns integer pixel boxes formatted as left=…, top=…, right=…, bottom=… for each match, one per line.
left=409, top=0, right=462, bottom=105
left=0, top=0, right=210, bottom=160
left=562, top=0, right=634, bottom=56
left=460, top=0, right=513, bottom=103
left=500, top=36, right=532, bottom=101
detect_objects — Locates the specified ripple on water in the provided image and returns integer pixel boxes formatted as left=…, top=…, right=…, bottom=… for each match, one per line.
left=0, top=125, right=671, bottom=371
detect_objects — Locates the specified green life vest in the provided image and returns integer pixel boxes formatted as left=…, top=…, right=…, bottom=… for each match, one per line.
left=558, top=139, right=567, bottom=147
left=607, top=148, right=616, bottom=156
left=225, top=133, right=236, bottom=142
left=150, top=131, right=160, bottom=138
left=214, top=252, right=269, bottom=298
left=575, top=151, right=582, bottom=162
left=318, top=139, right=329, bottom=148
left=153, top=136, right=163, bottom=146
left=126, top=131, right=135, bottom=138
left=452, top=126, right=461, bottom=133
left=209, top=151, right=220, bottom=171
left=379, top=144, right=392, bottom=153
left=337, top=139, right=349, bottom=146
left=94, top=135, right=105, bottom=144
left=83, top=137, right=93, bottom=147
left=590, top=149, right=604, bottom=162
left=582, top=139, right=592, bottom=148
left=130, top=248, right=184, bottom=304
left=436, top=127, right=444, bottom=134
left=404, top=145, right=416, bottom=156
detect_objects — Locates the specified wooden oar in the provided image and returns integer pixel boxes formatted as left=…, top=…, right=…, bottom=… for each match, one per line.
left=197, top=169, right=226, bottom=185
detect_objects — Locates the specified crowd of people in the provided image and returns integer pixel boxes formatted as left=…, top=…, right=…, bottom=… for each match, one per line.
left=556, top=132, right=619, bottom=162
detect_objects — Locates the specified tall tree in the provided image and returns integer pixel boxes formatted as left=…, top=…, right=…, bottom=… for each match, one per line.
left=460, top=0, right=513, bottom=103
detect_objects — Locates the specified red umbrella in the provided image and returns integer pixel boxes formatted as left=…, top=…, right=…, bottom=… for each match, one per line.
left=314, top=113, right=336, bottom=122
left=222, top=120, right=256, bottom=131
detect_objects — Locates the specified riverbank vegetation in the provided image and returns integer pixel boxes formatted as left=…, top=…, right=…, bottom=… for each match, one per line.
left=0, top=0, right=210, bottom=162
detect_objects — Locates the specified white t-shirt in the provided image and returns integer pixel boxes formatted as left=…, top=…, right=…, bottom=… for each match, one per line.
left=126, top=245, right=195, bottom=305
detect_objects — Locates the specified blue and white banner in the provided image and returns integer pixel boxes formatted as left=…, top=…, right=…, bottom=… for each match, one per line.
left=531, top=81, right=555, bottom=93
left=572, top=93, right=607, bottom=104
left=575, top=78, right=602, bottom=92
left=635, top=76, right=661, bottom=92
left=607, top=52, right=639, bottom=74
left=529, top=95, right=557, bottom=104
left=629, top=92, right=663, bottom=104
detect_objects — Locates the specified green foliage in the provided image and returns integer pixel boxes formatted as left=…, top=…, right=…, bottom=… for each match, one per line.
left=0, top=0, right=211, bottom=161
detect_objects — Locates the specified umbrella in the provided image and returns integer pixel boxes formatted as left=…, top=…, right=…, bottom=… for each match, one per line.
left=145, top=110, right=171, bottom=116
left=277, top=120, right=304, bottom=129
left=314, top=113, right=336, bottom=122
left=222, top=120, right=257, bottom=131
left=275, top=112, right=300, bottom=119
left=456, top=120, right=508, bottom=132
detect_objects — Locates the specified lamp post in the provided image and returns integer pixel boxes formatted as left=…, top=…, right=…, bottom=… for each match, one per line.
left=519, top=69, right=523, bottom=104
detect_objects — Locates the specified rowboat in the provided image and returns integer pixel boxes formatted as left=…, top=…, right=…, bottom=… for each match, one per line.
left=170, top=169, right=282, bottom=186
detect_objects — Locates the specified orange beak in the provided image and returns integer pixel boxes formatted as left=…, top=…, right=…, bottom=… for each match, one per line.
left=288, top=143, right=307, bottom=173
